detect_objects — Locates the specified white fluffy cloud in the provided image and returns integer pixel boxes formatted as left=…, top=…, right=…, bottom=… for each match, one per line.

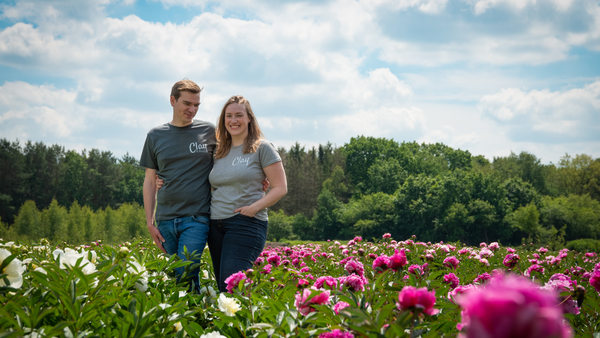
left=479, top=81, right=600, bottom=142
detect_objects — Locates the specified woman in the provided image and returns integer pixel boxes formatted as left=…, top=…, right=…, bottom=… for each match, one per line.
left=208, top=95, right=287, bottom=292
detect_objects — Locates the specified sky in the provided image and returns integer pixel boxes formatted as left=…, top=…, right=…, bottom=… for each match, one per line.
left=0, top=0, right=599, bottom=164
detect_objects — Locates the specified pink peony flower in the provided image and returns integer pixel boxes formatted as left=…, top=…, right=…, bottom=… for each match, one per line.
left=538, top=247, right=548, bottom=253
left=397, top=286, right=438, bottom=316
left=382, top=233, right=392, bottom=239
left=367, top=253, right=377, bottom=260
left=255, top=257, right=264, bottom=265
left=473, top=272, right=491, bottom=285
left=297, top=278, right=310, bottom=288
left=543, top=274, right=579, bottom=315
left=345, top=260, right=364, bottom=276
left=443, top=256, right=460, bottom=269
left=448, top=284, right=475, bottom=303
left=333, top=301, right=350, bottom=314
left=458, top=248, right=470, bottom=255
left=408, top=264, right=423, bottom=275
left=589, top=268, right=600, bottom=293
left=506, top=247, right=516, bottom=253
left=344, top=273, right=367, bottom=292
left=224, top=271, right=247, bottom=294
left=457, top=274, right=572, bottom=338
left=489, top=242, right=499, bottom=251
left=444, top=273, right=460, bottom=289
left=314, top=276, right=338, bottom=290
left=524, top=264, right=545, bottom=277
left=389, top=249, right=408, bottom=271
left=373, top=255, right=390, bottom=272
left=267, top=254, right=281, bottom=266
left=295, top=288, right=331, bottom=315
left=503, top=253, right=520, bottom=269
left=319, top=329, right=354, bottom=338
left=353, top=236, right=362, bottom=243
left=261, top=264, right=272, bottom=274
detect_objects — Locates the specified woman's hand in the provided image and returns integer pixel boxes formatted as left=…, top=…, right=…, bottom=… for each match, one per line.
left=156, top=175, right=164, bottom=191
left=234, top=205, right=260, bottom=218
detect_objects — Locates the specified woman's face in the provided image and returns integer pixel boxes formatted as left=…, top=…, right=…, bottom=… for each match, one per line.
left=224, top=103, right=250, bottom=140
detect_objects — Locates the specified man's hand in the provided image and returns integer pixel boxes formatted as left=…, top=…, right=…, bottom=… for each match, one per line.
left=262, top=178, right=270, bottom=192
left=148, top=223, right=167, bottom=253
left=156, top=175, right=164, bottom=191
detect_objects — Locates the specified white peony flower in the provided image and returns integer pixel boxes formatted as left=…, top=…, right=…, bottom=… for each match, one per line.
left=0, top=248, right=25, bottom=288
left=120, top=246, right=130, bottom=253
left=59, top=250, right=97, bottom=275
left=199, top=331, right=227, bottom=338
left=158, top=303, right=172, bottom=310
left=34, top=267, right=47, bottom=275
left=199, top=286, right=217, bottom=303
left=202, top=270, right=210, bottom=279
left=127, top=258, right=149, bottom=292
left=217, top=293, right=241, bottom=316
left=173, top=322, right=183, bottom=332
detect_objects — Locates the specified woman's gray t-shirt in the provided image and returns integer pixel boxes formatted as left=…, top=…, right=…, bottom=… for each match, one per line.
left=209, top=139, right=281, bottom=221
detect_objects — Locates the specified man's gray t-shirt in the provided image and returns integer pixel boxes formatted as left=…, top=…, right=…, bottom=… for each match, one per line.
left=209, top=139, right=281, bottom=222
left=140, top=120, right=216, bottom=221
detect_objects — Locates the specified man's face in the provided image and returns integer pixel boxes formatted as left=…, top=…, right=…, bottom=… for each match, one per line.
left=170, top=91, right=200, bottom=126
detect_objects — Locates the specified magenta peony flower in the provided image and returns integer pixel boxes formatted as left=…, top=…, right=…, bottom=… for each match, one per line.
left=345, top=260, right=364, bottom=276
left=261, top=264, right=272, bottom=274
left=297, top=278, right=310, bottom=288
left=589, top=268, right=600, bottom=293
left=255, top=257, right=264, bottom=265
left=389, top=249, right=408, bottom=271
left=444, top=273, right=460, bottom=289
left=373, top=255, right=390, bottom=272
left=448, top=284, right=475, bottom=303
left=224, top=271, right=247, bottom=293
left=295, top=288, right=331, bottom=316
left=397, top=286, right=438, bottom=316
left=456, top=274, right=573, bottom=338
left=333, top=301, right=350, bottom=314
left=503, top=253, right=520, bottom=269
left=314, top=276, right=338, bottom=290
left=524, top=264, right=545, bottom=277
left=353, top=236, right=362, bottom=243
left=443, top=256, right=460, bottom=269
left=267, top=254, right=281, bottom=266
left=408, top=264, right=423, bottom=275
left=319, top=329, right=354, bottom=338
left=473, top=272, right=491, bottom=285
left=382, top=233, right=392, bottom=239
left=543, top=274, right=579, bottom=315
left=344, top=273, right=367, bottom=292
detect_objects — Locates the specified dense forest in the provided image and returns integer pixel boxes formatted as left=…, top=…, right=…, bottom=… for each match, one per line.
left=1, top=137, right=599, bottom=248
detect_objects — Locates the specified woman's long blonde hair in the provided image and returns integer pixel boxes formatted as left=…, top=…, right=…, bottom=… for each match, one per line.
left=215, top=95, right=264, bottom=159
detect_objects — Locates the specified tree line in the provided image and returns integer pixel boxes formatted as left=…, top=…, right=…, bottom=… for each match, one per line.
left=1, top=136, right=599, bottom=247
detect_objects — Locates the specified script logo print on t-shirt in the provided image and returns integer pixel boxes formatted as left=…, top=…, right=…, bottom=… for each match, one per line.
left=232, top=156, right=250, bottom=166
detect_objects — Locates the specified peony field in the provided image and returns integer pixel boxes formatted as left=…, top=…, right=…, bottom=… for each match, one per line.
left=1, top=235, right=600, bottom=337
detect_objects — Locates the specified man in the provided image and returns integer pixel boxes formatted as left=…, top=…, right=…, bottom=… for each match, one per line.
left=140, top=79, right=215, bottom=291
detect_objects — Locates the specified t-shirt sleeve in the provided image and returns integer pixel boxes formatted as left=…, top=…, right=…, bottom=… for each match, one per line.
left=139, top=133, right=158, bottom=170
left=259, top=140, right=282, bottom=168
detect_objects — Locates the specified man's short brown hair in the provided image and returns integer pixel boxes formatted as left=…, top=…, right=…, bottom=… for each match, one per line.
left=170, top=79, right=202, bottom=101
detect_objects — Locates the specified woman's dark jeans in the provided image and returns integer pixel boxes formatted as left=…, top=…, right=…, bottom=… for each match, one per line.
left=208, top=214, right=268, bottom=292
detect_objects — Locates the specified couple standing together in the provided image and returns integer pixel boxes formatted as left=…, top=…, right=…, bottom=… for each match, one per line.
left=140, top=79, right=287, bottom=293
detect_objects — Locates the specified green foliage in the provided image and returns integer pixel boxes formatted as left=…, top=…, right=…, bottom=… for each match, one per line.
left=540, top=194, right=600, bottom=241
left=565, top=238, right=600, bottom=252
left=507, top=202, right=541, bottom=244
left=267, top=210, right=295, bottom=242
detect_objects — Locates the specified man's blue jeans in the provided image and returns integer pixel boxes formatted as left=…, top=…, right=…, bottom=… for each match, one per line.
left=157, top=215, right=209, bottom=291
left=208, top=214, right=268, bottom=293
